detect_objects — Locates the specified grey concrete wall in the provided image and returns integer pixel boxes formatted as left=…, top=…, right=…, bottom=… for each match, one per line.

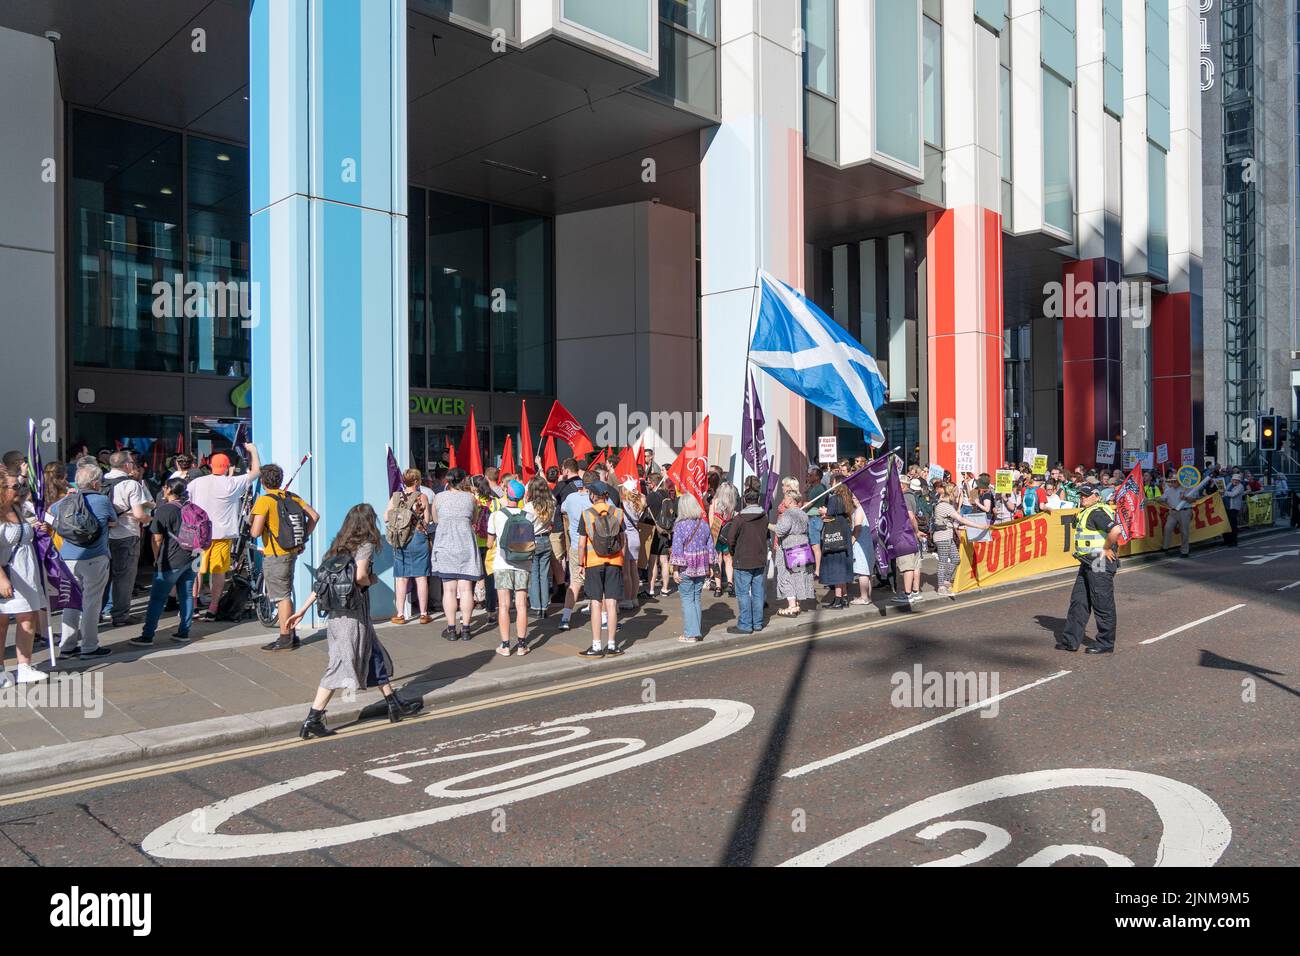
left=0, top=25, right=61, bottom=459
left=554, top=201, right=699, bottom=455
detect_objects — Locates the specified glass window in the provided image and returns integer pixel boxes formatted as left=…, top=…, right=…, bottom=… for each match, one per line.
left=562, top=0, right=652, bottom=54
left=803, top=0, right=836, bottom=97
left=1148, top=142, right=1168, bottom=278
left=1042, top=69, right=1073, bottom=233
left=424, top=0, right=518, bottom=41
left=70, top=412, right=186, bottom=472
left=186, top=137, right=250, bottom=377
left=642, top=20, right=718, bottom=115
left=875, top=0, right=921, bottom=167
left=427, top=192, right=489, bottom=390
left=1000, top=64, right=1012, bottom=180
left=923, top=16, right=943, bottom=147
left=409, top=187, right=427, bottom=388
left=805, top=90, right=837, bottom=161
left=69, top=111, right=183, bottom=372
left=660, top=0, right=714, bottom=39
left=490, top=206, right=552, bottom=395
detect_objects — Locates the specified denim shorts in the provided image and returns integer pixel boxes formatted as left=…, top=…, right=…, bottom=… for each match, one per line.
left=808, top=514, right=824, bottom=547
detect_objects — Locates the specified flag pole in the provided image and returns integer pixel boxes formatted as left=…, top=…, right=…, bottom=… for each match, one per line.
left=740, top=270, right=762, bottom=485
left=805, top=446, right=902, bottom=509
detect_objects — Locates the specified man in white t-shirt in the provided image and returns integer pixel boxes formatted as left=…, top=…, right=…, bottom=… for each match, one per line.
left=187, top=444, right=261, bottom=614
left=102, top=452, right=152, bottom=627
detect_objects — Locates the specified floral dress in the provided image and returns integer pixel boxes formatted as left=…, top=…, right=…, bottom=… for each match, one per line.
left=773, top=507, right=814, bottom=600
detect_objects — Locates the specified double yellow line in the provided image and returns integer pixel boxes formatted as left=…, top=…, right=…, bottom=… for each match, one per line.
left=0, top=571, right=1092, bottom=808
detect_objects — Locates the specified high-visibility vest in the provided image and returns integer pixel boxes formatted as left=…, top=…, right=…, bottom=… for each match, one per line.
left=1073, top=503, right=1115, bottom=559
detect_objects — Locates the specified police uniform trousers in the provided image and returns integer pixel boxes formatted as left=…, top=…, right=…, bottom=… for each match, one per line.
left=1061, top=558, right=1117, bottom=651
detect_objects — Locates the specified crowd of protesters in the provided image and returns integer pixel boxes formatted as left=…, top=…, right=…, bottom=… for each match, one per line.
left=0, top=435, right=1292, bottom=734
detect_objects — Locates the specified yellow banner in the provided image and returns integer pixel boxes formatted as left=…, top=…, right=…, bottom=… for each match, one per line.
left=952, top=493, right=1230, bottom=593
left=1245, top=493, right=1274, bottom=527
left=994, top=470, right=1016, bottom=494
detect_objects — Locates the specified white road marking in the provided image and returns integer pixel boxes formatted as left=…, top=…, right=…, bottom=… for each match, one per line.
left=1277, top=580, right=1300, bottom=592
left=141, top=699, right=753, bottom=861
left=1139, top=604, right=1247, bottom=645
left=1242, top=550, right=1299, bottom=566
left=782, top=670, right=1072, bottom=779
left=779, top=768, right=1231, bottom=867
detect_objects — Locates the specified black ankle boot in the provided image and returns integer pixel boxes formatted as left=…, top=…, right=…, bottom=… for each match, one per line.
left=299, top=708, right=335, bottom=739
left=386, top=692, right=423, bottom=723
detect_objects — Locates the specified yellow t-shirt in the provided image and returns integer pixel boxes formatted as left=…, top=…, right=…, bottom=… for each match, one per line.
left=251, top=490, right=307, bottom=556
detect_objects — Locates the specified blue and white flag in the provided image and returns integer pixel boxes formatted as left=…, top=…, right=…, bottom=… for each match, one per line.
left=749, top=270, right=888, bottom=446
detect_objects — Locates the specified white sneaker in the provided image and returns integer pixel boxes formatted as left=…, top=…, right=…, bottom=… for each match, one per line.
left=16, top=663, right=48, bottom=684
left=0, top=670, right=12, bottom=689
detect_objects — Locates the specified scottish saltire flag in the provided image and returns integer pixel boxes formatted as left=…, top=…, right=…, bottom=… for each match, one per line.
left=749, top=270, right=888, bottom=446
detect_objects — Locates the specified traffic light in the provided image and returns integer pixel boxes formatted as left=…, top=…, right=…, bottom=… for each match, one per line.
left=1259, top=415, right=1280, bottom=452
left=1289, top=419, right=1300, bottom=450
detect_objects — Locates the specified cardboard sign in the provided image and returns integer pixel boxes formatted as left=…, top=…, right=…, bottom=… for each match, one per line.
left=817, top=436, right=838, bottom=464
left=956, top=442, right=976, bottom=475
left=994, top=470, right=1016, bottom=494
left=1125, top=450, right=1155, bottom=470
left=1022, top=446, right=1038, bottom=465
left=1156, top=443, right=1169, bottom=464
left=927, top=463, right=945, bottom=484
left=1181, top=447, right=1195, bottom=466
left=1031, top=455, right=1048, bottom=476
left=1096, top=440, right=1116, bottom=464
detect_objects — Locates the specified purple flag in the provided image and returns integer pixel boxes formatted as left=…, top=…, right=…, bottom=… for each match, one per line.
left=740, top=372, right=769, bottom=473
left=762, top=456, right=779, bottom=512
left=386, top=445, right=403, bottom=496
left=25, top=418, right=45, bottom=516
left=841, top=457, right=918, bottom=568
left=35, top=530, right=81, bottom=612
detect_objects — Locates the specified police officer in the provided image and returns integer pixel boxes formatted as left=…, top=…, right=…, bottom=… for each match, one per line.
left=1059, top=484, right=1123, bottom=655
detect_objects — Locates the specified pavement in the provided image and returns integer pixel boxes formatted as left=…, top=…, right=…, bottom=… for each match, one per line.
left=0, top=521, right=1294, bottom=868
left=0, top=520, right=1294, bottom=790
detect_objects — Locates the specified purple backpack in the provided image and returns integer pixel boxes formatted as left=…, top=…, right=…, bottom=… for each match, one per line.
left=175, top=502, right=213, bottom=552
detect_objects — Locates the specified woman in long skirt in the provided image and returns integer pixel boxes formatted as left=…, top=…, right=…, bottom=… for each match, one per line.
left=771, top=488, right=814, bottom=616
left=287, top=503, right=423, bottom=739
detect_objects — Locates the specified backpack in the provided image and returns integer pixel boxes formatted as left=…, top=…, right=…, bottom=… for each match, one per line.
left=213, top=574, right=252, bottom=621
left=584, top=507, right=625, bottom=559
left=314, top=554, right=358, bottom=616
left=53, top=493, right=103, bottom=547
left=821, top=515, right=850, bottom=553
left=656, top=497, right=677, bottom=534
left=174, top=502, right=213, bottom=552
left=274, top=492, right=310, bottom=552
left=386, top=491, right=421, bottom=549
left=101, top=475, right=131, bottom=515
left=499, top=508, right=537, bottom=563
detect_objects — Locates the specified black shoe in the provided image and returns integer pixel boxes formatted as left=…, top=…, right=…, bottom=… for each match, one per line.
left=725, top=626, right=753, bottom=636
left=726, top=585, right=735, bottom=597
left=457, top=628, right=472, bottom=641
left=262, top=634, right=296, bottom=651
left=1084, top=646, right=1114, bottom=655
left=442, top=626, right=459, bottom=641
left=58, top=645, right=80, bottom=657
left=170, top=632, right=191, bottom=643
left=386, top=693, right=423, bottom=723
left=80, top=646, right=112, bottom=658
left=579, top=646, right=606, bottom=659
left=1054, top=643, right=1078, bottom=652
left=128, top=635, right=154, bottom=647
left=603, top=645, right=623, bottom=657
left=299, top=708, right=336, bottom=739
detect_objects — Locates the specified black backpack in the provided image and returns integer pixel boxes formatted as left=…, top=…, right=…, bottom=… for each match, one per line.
left=213, top=574, right=253, bottom=621
left=821, top=515, right=850, bottom=554
left=656, top=497, right=677, bottom=534
left=314, top=554, right=358, bottom=616
left=53, top=493, right=103, bottom=547
left=100, top=475, right=130, bottom=515
left=273, top=492, right=310, bottom=552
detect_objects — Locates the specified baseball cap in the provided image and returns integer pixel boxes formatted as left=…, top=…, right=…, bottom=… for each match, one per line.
left=1078, top=483, right=1098, bottom=497
left=209, top=453, right=231, bottom=475
left=908, top=478, right=923, bottom=491
left=505, top=479, right=525, bottom=500
left=587, top=480, right=612, bottom=497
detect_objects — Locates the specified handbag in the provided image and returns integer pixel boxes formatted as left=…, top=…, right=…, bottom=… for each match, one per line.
left=782, top=542, right=815, bottom=571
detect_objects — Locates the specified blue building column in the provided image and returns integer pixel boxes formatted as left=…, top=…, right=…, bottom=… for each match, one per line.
left=249, top=0, right=408, bottom=615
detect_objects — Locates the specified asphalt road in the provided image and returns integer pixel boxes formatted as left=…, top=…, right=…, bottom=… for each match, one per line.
left=2, top=531, right=1296, bottom=867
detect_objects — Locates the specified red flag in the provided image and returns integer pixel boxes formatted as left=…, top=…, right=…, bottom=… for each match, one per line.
left=447, top=443, right=457, bottom=469
left=588, top=447, right=608, bottom=470
left=457, top=407, right=483, bottom=476
left=635, top=434, right=646, bottom=472
left=541, top=435, right=558, bottom=474
left=1112, top=464, right=1147, bottom=543
left=500, top=434, right=516, bottom=478
left=540, top=399, right=594, bottom=459
left=519, top=401, right=535, bottom=481
left=175, top=432, right=184, bottom=454
left=614, top=445, right=638, bottom=483
left=666, top=416, right=710, bottom=514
